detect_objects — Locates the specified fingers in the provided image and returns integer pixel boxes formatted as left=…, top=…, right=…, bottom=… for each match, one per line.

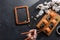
left=21, top=32, right=29, bottom=34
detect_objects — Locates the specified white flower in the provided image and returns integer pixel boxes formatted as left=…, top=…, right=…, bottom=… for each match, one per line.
left=56, top=0, right=60, bottom=3
left=38, top=10, right=44, bottom=15
left=36, top=4, right=43, bottom=9
left=52, top=0, right=60, bottom=3
left=36, top=10, right=44, bottom=18
left=55, top=8, right=60, bottom=12
left=44, top=2, right=48, bottom=4
left=52, top=4, right=57, bottom=10
left=52, top=0, right=57, bottom=2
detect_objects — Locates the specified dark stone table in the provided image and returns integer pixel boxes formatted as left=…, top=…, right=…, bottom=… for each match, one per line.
left=0, top=0, right=60, bottom=40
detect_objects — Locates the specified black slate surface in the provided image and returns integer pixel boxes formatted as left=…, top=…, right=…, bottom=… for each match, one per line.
left=0, top=0, right=60, bottom=40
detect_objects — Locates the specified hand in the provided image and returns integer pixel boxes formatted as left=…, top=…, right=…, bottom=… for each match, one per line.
left=26, top=29, right=37, bottom=40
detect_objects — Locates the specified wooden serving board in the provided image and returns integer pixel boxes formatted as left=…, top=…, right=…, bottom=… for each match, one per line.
left=36, top=9, right=60, bottom=36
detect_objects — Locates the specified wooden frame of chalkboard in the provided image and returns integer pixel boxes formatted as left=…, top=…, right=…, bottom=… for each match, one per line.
left=14, top=6, right=30, bottom=24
